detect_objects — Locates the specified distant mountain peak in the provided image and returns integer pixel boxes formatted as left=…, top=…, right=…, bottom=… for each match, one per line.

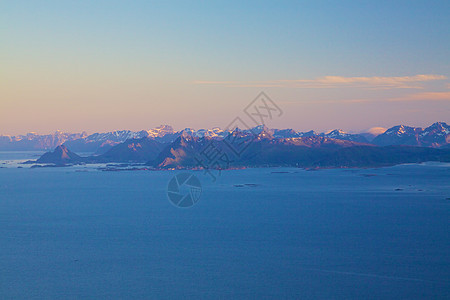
left=384, top=125, right=420, bottom=136
left=256, top=130, right=274, bottom=140
left=321, top=129, right=368, bottom=143
left=36, top=144, right=81, bottom=164
left=156, top=124, right=173, bottom=130
left=426, top=121, right=449, bottom=131
left=56, top=145, right=70, bottom=158
left=147, top=125, right=175, bottom=137
left=300, top=130, right=317, bottom=137
left=326, top=129, right=347, bottom=135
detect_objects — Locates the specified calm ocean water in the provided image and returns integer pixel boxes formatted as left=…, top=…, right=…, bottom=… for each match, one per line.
left=0, top=154, right=449, bottom=299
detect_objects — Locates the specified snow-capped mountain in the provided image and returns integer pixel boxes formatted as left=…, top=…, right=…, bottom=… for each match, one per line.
left=146, top=125, right=175, bottom=138
left=320, top=129, right=369, bottom=143
left=384, top=125, right=421, bottom=136
left=419, top=122, right=450, bottom=146
left=272, top=129, right=301, bottom=139
left=0, top=131, right=87, bottom=150
left=180, top=127, right=228, bottom=139
left=372, top=122, right=449, bottom=147
left=64, top=125, right=177, bottom=153
left=298, top=130, right=318, bottom=137
left=82, top=125, right=177, bottom=143
left=0, top=126, right=176, bottom=152
left=85, top=130, right=149, bottom=143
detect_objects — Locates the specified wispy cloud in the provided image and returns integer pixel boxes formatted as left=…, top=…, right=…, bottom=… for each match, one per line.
left=388, top=91, right=450, bottom=102
left=279, top=92, right=450, bottom=106
left=194, top=74, right=447, bottom=89
left=279, top=98, right=370, bottom=105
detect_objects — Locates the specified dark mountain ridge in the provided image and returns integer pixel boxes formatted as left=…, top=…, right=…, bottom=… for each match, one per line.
left=36, top=145, right=83, bottom=165
left=88, top=137, right=166, bottom=163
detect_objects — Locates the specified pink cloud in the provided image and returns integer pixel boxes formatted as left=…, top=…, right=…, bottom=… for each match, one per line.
left=367, top=127, right=387, bottom=135
left=194, top=74, right=447, bottom=89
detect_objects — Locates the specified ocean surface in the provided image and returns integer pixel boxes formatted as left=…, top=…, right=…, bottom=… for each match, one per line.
left=0, top=152, right=449, bottom=299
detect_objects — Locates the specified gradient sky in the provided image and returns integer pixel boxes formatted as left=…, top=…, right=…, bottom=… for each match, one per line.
left=1, top=0, right=449, bottom=135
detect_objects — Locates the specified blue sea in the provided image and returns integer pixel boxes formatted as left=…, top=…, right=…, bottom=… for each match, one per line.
left=0, top=152, right=449, bottom=299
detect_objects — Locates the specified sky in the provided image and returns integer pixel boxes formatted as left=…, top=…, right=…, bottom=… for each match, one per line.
left=1, top=0, right=449, bottom=135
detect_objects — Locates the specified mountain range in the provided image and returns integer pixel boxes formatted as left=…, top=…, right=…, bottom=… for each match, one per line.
left=26, top=122, right=450, bottom=169
left=2, top=122, right=449, bottom=152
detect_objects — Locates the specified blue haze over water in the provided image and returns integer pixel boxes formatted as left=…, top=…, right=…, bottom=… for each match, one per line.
left=0, top=152, right=449, bottom=299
